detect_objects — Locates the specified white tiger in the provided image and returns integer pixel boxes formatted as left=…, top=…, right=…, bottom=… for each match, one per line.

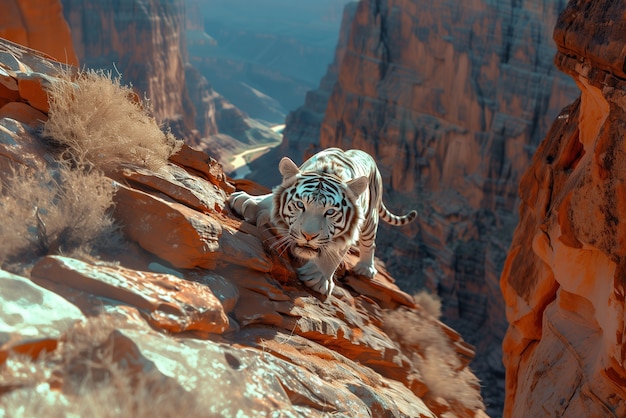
left=228, top=148, right=417, bottom=296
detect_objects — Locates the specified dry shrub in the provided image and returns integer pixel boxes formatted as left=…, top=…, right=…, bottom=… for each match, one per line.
left=0, top=163, right=124, bottom=268
left=383, top=308, right=484, bottom=414
left=41, top=69, right=181, bottom=171
left=413, top=291, right=442, bottom=318
left=0, top=316, right=206, bottom=418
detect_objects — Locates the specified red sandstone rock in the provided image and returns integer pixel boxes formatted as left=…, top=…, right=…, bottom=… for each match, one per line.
left=0, top=101, right=47, bottom=126
left=121, top=165, right=227, bottom=215
left=31, top=256, right=229, bottom=334
left=15, top=71, right=53, bottom=113
left=113, top=183, right=274, bottom=272
left=169, top=143, right=235, bottom=194
left=0, top=269, right=84, bottom=362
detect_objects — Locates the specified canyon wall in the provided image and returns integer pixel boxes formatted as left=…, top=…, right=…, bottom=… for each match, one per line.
left=277, top=0, right=580, bottom=415
left=501, top=1, right=626, bottom=416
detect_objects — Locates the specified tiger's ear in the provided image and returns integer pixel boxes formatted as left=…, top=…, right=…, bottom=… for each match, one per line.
left=278, top=157, right=300, bottom=181
left=347, top=176, right=368, bottom=197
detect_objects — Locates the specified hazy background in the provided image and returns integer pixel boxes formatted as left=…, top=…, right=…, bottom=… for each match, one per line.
left=187, top=0, right=353, bottom=124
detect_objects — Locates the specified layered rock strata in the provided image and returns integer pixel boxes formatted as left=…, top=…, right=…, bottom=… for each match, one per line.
left=501, top=1, right=626, bottom=416
left=0, top=38, right=486, bottom=418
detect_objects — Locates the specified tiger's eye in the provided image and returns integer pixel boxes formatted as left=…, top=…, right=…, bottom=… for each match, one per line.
left=296, top=201, right=305, bottom=209
left=325, top=208, right=335, bottom=216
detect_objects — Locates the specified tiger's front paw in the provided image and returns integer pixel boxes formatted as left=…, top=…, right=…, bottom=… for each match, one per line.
left=353, top=261, right=377, bottom=278
left=297, top=264, right=335, bottom=296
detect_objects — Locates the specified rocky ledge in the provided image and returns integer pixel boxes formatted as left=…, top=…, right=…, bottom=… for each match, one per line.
left=0, top=38, right=485, bottom=417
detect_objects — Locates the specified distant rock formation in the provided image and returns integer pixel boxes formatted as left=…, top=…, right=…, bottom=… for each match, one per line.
left=57, top=0, right=281, bottom=169
left=501, top=1, right=626, bottom=416
left=273, top=0, right=580, bottom=415
left=0, top=38, right=486, bottom=418
left=186, top=0, right=354, bottom=125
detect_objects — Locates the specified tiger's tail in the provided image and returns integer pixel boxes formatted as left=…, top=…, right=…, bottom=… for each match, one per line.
left=378, top=201, right=417, bottom=226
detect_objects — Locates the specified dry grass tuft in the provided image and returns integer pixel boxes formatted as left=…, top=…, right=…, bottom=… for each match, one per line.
left=41, top=69, right=182, bottom=172
left=383, top=308, right=484, bottom=413
left=413, top=291, right=442, bottom=318
left=0, top=163, right=124, bottom=270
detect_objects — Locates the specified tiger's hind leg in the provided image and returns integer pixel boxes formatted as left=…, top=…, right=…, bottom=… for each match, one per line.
left=353, top=217, right=378, bottom=278
left=353, top=243, right=377, bottom=278
left=227, top=191, right=273, bottom=226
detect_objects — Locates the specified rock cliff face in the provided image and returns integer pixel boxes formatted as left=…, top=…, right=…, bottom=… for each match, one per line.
left=501, top=1, right=626, bottom=416
left=277, top=0, right=580, bottom=414
left=0, top=38, right=486, bottom=418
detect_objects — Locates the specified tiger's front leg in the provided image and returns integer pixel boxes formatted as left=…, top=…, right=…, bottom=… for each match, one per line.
left=297, top=251, right=344, bottom=296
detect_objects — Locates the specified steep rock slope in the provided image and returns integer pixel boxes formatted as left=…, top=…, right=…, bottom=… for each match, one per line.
left=501, top=1, right=626, bottom=416
left=276, top=1, right=580, bottom=414
left=0, top=38, right=486, bottom=418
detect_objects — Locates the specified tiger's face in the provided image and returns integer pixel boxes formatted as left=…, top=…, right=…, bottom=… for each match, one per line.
left=280, top=180, right=351, bottom=259
left=271, top=157, right=369, bottom=260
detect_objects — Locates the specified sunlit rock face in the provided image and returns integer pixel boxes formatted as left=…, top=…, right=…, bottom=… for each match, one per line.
left=274, top=0, right=580, bottom=415
left=501, top=1, right=626, bottom=416
left=0, top=39, right=486, bottom=418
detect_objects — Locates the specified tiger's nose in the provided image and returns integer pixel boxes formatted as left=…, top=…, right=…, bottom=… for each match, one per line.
left=302, top=232, right=319, bottom=241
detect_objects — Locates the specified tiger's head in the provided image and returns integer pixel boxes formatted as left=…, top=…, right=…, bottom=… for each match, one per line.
left=270, top=157, right=368, bottom=260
